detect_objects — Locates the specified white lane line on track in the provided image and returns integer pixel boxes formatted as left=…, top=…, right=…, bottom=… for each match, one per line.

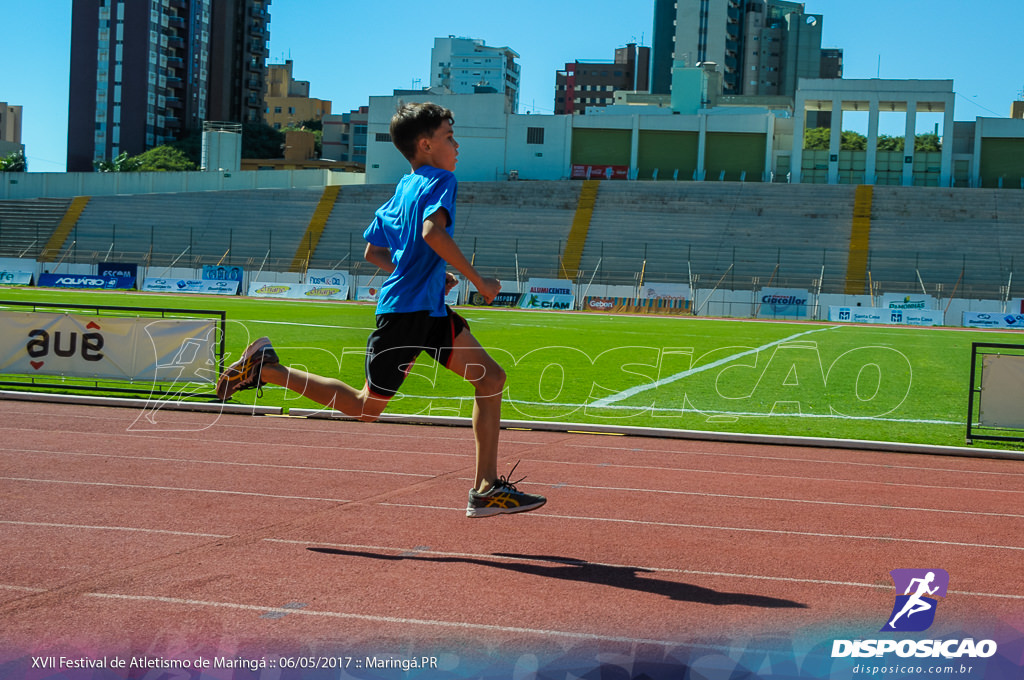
left=563, top=443, right=1024, bottom=479
left=514, top=462, right=1024, bottom=496
left=0, top=447, right=434, bottom=479
left=377, top=503, right=1024, bottom=552
left=82, top=592, right=710, bottom=648
left=264, top=539, right=1024, bottom=601
left=0, top=584, right=47, bottom=593
left=589, top=326, right=838, bottom=408
left=490, top=480, right=1024, bottom=519
left=0, top=476, right=351, bottom=504
left=0, top=520, right=231, bottom=539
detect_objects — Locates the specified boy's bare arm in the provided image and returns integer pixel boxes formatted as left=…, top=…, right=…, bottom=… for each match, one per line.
left=422, top=209, right=501, bottom=302
left=364, top=243, right=395, bottom=273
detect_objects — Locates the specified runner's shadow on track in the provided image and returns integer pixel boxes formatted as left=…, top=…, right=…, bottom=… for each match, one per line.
left=308, top=548, right=806, bottom=609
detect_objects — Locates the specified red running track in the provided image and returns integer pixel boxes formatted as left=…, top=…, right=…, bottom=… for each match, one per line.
left=0, top=399, right=1022, bottom=676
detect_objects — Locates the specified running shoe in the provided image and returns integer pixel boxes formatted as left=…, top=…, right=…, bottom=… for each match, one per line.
left=466, top=461, right=547, bottom=518
left=215, top=337, right=279, bottom=401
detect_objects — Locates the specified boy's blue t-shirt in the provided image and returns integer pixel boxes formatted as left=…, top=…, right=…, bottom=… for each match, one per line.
left=362, top=165, right=457, bottom=317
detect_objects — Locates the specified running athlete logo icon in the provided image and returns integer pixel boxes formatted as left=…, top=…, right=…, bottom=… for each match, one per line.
left=881, top=568, right=949, bottom=632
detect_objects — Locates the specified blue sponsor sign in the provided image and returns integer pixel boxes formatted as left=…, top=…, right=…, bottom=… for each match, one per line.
left=97, top=262, right=138, bottom=280
left=38, top=273, right=135, bottom=290
left=202, top=265, right=244, bottom=282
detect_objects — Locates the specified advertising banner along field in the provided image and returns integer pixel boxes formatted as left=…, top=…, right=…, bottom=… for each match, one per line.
left=0, top=311, right=218, bottom=382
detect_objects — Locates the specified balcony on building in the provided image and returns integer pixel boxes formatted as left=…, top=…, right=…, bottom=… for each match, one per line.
left=169, top=16, right=186, bottom=29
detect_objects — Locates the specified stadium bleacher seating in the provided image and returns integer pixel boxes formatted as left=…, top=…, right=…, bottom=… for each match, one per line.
left=0, top=198, right=72, bottom=258
left=2, top=180, right=1023, bottom=299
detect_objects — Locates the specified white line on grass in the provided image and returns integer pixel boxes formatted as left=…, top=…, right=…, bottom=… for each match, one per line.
left=589, top=326, right=839, bottom=408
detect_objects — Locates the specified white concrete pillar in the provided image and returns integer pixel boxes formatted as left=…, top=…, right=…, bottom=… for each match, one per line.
left=764, top=114, right=776, bottom=182
left=828, top=96, right=842, bottom=184
left=940, top=93, right=955, bottom=186
left=791, top=92, right=806, bottom=183
left=903, top=100, right=917, bottom=186
left=630, top=115, right=640, bottom=179
left=697, top=113, right=707, bottom=181
left=866, top=100, right=880, bottom=185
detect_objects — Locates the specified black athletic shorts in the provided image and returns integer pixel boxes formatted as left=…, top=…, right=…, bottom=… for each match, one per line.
left=365, top=306, right=469, bottom=399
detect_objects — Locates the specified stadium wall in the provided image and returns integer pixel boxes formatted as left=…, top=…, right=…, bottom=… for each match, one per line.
left=0, top=168, right=362, bottom=201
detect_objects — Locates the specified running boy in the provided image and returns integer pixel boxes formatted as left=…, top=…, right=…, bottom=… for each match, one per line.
left=216, top=102, right=545, bottom=519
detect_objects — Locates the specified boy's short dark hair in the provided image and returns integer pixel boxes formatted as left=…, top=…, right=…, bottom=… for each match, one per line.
left=390, top=102, right=454, bottom=161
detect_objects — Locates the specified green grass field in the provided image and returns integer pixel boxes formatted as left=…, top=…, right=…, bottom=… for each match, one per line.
left=3, top=287, right=1023, bottom=450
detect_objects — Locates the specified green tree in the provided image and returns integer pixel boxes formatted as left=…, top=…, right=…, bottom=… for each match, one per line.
left=94, top=152, right=142, bottom=172
left=169, top=128, right=203, bottom=167
left=132, top=145, right=196, bottom=171
left=877, top=135, right=904, bottom=152
left=914, top=133, right=941, bottom=152
left=242, top=122, right=285, bottom=159
left=0, top=150, right=28, bottom=172
left=840, top=130, right=867, bottom=151
left=803, top=128, right=867, bottom=151
left=803, top=127, right=831, bottom=150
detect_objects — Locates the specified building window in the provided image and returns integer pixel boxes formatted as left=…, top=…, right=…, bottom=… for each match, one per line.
left=526, top=127, right=544, bottom=145
left=375, top=132, right=392, bottom=142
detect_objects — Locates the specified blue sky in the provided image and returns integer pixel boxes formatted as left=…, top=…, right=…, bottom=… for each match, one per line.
left=3, top=0, right=1021, bottom=172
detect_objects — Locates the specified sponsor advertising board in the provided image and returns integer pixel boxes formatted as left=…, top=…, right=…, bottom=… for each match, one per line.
left=356, top=286, right=379, bottom=302
left=97, top=263, right=138, bottom=281
left=881, top=292, right=937, bottom=311
left=757, top=287, right=810, bottom=318
left=570, top=164, right=629, bottom=180
left=962, top=312, right=1024, bottom=329
left=584, top=296, right=690, bottom=316
left=248, top=282, right=348, bottom=301
left=639, top=282, right=691, bottom=300
left=0, top=311, right=217, bottom=382
left=142, top=278, right=239, bottom=295
left=201, top=265, right=244, bottom=281
left=829, top=306, right=944, bottom=326
left=38, top=273, right=135, bottom=290
left=519, top=278, right=574, bottom=310
left=0, top=270, right=33, bottom=286
left=469, top=292, right=522, bottom=307
left=304, top=269, right=351, bottom=299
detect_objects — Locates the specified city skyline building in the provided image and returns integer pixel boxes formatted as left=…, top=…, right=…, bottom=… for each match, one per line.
left=555, top=43, right=651, bottom=115
left=67, top=0, right=270, bottom=172
left=651, top=0, right=840, bottom=99
left=264, top=59, right=331, bottom=130
left=430, top=36, right=521, bottom=113
left=207, top=0, right=271, bottom=125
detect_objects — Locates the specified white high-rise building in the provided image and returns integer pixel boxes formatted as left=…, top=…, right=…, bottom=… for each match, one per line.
left=430, top=36, right=521, bottom=113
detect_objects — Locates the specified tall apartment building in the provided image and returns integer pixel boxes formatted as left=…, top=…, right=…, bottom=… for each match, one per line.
left=207, top=0, right=271, bottom=124
left=263, top=60, right=331, bottom=129
left=1, top=103, right=23, bottom=155
left=322, top=106, right=368, bottom=166
left=650, top=0, right=839, bottom=98
left=67, top=0, right=270, bottom=172
left=430, top=36, right=521, bottom=113
left=555, top=43, right=651, bottom=115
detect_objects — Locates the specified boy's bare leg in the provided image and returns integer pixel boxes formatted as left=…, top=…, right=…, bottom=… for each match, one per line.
left=446, top=329, right=506, bottom=492
left=259, top=362, right=388, bottom=422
